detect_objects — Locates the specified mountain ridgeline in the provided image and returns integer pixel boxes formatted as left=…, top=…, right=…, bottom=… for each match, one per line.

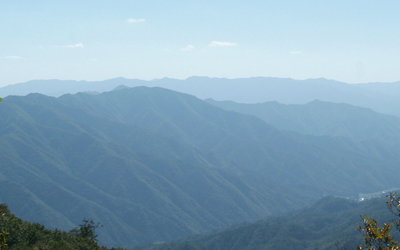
left=205, top=99, right=400, bottom=145
left=1, top=86, right=400, bottom=247
left=2, top=77, right=400, bottom=116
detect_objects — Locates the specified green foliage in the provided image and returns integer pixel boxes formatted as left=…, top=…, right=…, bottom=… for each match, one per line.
left=0, top=203, right=104, bottom=250
left=0, top=206, right=8, bottom=250
left=0, top=230, right=9, bottom=250
left=355, top=215, right=398, bottom=250
left=350, top=193, right=400, bottom=250
left=69, top=219, right=102, bottom=249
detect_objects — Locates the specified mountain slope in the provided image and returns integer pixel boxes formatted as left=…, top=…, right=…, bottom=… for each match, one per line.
left=205, top=99, right=400, bottom=145
left=0, top=93, right=312, bottom=247
left=57, top=87, right=400, bottom=197
left=2, top=87, right=400, bottom=247
left=143, top=196, right=399, bottom=250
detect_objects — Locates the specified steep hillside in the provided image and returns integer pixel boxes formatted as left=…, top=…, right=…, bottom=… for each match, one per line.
left=0, top=93, right=311, bottom=247
left=58, top=87, right=400, bottom=196
left=1, top=87, right=400, bottom=247
left=142, top=196, right=400, bottom=250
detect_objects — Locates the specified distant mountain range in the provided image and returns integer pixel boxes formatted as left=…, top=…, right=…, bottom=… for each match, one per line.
left=205, top=99, right=400, bottom=145
left=2, top=86, right=400, bottom=247
left=1, top=77, right=400, bottom=116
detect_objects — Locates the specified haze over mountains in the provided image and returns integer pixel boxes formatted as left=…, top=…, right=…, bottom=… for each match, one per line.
left=2, top=77, right=400, bottom=116
left=143, top=196, right=397, bottom=250
left=205, top=99, right=400, bottom=145
left=1, top=77, right=400, bottom=248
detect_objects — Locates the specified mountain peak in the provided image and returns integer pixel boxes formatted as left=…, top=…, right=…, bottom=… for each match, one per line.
left=112, top=85, right=130, bottom=91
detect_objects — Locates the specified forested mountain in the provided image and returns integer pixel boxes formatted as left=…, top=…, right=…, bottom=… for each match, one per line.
left=56, top=87, right=400, bottom=196
left=205, top=99, right=400, bottom=145
left=140, top=196, right=399, bottom=250
left=0, top=92, right=304, bottom=247
left=2, top=77, right=400, bottom=116
left=1, top=87, right=400, bottom=247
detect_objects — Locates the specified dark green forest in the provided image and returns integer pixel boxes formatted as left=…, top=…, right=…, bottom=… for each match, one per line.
left=0, top=203, right=126, bottom=250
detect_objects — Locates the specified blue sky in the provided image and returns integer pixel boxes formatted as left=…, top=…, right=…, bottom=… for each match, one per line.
left=1, top=0, right=400, bottom=87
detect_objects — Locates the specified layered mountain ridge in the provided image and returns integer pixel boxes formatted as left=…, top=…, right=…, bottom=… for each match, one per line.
left=2, top=77, right=400, bottom=116
left=1, top=86, right=400, bottom=247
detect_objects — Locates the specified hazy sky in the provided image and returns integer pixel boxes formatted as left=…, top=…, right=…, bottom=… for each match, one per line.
left=1, top=1, right=400, bottom=87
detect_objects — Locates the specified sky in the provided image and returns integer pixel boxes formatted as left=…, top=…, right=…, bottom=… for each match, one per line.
left=1, top=0, right=400, bottom=87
